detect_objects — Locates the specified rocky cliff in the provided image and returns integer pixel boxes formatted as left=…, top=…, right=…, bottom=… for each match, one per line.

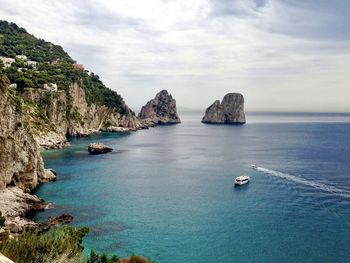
left=202, top=93, right=246, bottom=124
left=0, top=76, right=52, bottom=233
left=0, top=76, right=45, bottom=191
left=22, top=83, right=140, bottom=149
left=0, top=20, right=141, bottom=149
left=138, top=90, right=181, bottom=126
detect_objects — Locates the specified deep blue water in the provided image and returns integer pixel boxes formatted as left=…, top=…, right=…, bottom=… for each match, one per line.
left=35, top=112, right=350, bottom=262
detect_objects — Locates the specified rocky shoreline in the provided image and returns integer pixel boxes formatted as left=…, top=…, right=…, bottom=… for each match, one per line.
left=0, top=86, right=182, bottom=237
left=0, top=187, right=46, bottom=234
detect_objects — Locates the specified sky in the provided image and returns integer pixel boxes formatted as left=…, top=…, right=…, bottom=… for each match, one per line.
left=0, top=0, right=349, bottom=112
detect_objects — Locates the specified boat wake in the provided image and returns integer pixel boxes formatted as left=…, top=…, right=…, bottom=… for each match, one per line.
left=255, top=166, right=350, bottom=199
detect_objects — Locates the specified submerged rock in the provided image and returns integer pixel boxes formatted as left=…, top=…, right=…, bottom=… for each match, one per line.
left=48, top=214, right=73, bottom=225
left=138, top=90, right=181, bottom=126
left=88, top=143, right=113, bottom=154
left=202, top=93, right=246, bottom=124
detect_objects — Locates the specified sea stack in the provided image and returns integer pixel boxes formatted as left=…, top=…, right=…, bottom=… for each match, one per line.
left=202, top=93, right=246, bottom=124
left=138, top=90, right=181, bottom=126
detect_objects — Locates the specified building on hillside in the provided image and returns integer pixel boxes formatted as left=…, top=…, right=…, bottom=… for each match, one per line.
left=9, top=83, right=17, bottom=89
left=16, top=55, right=28, bottom=61
left=27, top=60, right=37, bottom=67
left=43, top=83, right=58, bottom=92
left=73, top=63, right=84, bottom=71
left=0, top=57, right=15, bottom=68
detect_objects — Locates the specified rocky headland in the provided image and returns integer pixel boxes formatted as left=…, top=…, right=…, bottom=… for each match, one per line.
left=202, top=93, right=246, bottom=124
left=138, top=90, right=181, bottom=126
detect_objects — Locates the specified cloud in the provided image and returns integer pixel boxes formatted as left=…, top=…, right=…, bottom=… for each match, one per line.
left=0, top=0, right=349, bottom=112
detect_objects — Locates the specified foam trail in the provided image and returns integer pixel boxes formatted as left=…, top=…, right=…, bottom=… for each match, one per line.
left=255, top=167, right=350, bottom=199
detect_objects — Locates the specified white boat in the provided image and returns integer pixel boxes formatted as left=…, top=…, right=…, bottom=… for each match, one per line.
left=251, top=164, right=258, bottom=169
left=234, top=175, right=250, bottom=186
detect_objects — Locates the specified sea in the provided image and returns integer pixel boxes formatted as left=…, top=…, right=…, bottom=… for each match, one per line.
left=34, top=111, right=350, bottom=262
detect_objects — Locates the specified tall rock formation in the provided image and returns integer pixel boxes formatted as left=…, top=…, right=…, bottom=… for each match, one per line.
left=202, top=93, right=246, bottom=124
left=0, top=76, right=50, bottom=233
left=138, top=90, right=181, bottom=126
left=0, top=76, right=45, bottom=191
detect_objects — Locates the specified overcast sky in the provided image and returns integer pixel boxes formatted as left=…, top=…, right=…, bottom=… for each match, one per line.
left=1, top=0, right=349, bottom=112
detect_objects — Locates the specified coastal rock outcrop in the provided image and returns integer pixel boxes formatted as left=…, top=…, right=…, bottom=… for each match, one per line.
left=138, top=90, right=181, bottom=126
left=88, top=143, right=113, bottom=154
left=0, top=187, right=46, bottom=233
left=41, top=169, right=57, bottom=183
left=202, top=93, right=246, bottom=124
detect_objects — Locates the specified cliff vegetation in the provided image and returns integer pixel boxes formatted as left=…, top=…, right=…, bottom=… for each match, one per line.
left=0, top=20, right=129, bottom=114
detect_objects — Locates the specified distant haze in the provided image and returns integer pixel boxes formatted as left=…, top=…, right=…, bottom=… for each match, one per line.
left=1, top=0, right=349, bottom=112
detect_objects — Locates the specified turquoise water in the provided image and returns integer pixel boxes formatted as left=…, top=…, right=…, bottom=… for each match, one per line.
left=35, top=112, right=350, bottom=262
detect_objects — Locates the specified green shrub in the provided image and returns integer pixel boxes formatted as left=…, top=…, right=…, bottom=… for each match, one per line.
left=85, top=252, right=155, bottom=263
left=86, top=250, right=120, bottom=263
left=0, top=226, right=89, bottom=263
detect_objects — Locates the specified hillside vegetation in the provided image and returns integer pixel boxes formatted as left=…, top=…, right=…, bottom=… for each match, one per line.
left=0, top=20, right=129, bottom=114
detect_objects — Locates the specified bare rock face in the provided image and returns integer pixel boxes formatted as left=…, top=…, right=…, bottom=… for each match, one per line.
left=0, top=187, right=46, bottom=233
left=202, top=93, right=246, bottom=124
left=22, top=83, right=140, bottom=149
left=0, top=76, right=45, bottom=192
left=138, top=90, right=181, bottom=126
left=88, top=143, right=113, bottom=154
left=0, top=77, right=53, bottom=234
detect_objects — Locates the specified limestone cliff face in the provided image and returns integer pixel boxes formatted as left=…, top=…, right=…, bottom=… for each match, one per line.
left=0, top=77, right=45, bottom=192
left=138, top=90, right=181, bottom=126
left=202, top=93, right=246, bottom=124
left=22, top=83, right=140, bottom=149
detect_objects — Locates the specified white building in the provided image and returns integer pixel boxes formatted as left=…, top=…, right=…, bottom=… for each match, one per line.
left=0, top=57, right=15, bottom=68
left=43, top=83, right=58, bottom=92
left=27, top=60, right=37, bottom=67
left=16, top=55, right=27, bottom=61
left=9, top=83, right=17, bottom=89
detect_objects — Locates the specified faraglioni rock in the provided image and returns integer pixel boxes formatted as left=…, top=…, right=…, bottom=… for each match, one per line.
left=202, top=93, right=246, bottom=124
left=88, top=143, right=113, bottom=154
left=138, top=90, right=181, bottom=126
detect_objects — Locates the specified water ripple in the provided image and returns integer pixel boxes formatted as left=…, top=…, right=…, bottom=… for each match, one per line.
left=255, top=166, right=350, bottom=199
